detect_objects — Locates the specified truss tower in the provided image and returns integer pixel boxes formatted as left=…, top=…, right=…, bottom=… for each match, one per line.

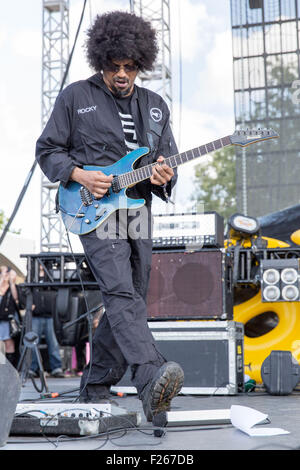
left=40, top=0, right=70, bottom=251
left=130, top=0, right=173, bottom=117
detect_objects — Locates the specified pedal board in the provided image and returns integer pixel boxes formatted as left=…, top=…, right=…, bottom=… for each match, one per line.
left=10, top=403, right=141, bottom=436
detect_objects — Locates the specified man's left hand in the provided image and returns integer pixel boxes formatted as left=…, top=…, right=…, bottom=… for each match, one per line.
left=150, top=156, right=174, bottom=186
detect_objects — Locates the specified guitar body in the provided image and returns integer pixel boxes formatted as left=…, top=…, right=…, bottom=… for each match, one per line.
left=58, top=147, right=149, bottom=235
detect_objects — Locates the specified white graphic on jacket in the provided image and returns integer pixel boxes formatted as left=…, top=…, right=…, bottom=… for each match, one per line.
left=119, top=112, right=139, bottom=152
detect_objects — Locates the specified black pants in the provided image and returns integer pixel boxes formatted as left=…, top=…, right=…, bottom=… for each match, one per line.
left=79, top=213, right=166, bottom=397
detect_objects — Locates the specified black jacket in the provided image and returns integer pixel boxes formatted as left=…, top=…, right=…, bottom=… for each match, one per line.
left=0, top=286, right=24, bottom=321
left=35, top=74, right=178, bottom=204
left=32, top=288, right=56, bottom=318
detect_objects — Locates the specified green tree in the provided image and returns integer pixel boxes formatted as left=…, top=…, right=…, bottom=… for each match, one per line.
left=192, top=145, right=237, bottom=221
left=0, top=210, right=5, bottom=229
left=0, top=210, right=20, bottom=235
left=192, top=60, right=300, bottom=221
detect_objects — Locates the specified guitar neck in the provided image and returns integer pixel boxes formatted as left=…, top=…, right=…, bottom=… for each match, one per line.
left=118, top=135, right=232, bottom=189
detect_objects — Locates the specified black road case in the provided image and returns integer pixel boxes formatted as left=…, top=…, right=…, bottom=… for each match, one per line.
left=112, top=320, right=245, bottom=395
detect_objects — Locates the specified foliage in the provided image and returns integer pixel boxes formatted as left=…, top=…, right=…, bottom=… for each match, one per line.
left=0, top=210, right=20, bottom=235
left=0, top=210, right=6, bottom=230
left=192, top=145, right=237, bottom=221
left=192, top=59, right=300, bottom=221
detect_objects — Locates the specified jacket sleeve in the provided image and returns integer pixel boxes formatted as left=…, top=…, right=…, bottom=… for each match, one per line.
left=16, top=285, right=26, bottom=311
left=151, top=110, right=178, bottom=202
left=35, top=90, right=76, bottom=187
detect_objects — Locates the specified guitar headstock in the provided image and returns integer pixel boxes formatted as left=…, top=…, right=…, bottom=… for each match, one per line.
left=230, top=128, right=279, bottom=147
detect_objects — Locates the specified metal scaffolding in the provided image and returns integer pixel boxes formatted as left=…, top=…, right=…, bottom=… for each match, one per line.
left=130, top=0, right=175, bottom=212
left=39, top=1, right=174, bottom=249
left=231, top=0, right=300, bottom=217
left=130, top=0, right=173, bottom=118
left=40, top=0, right=70, bottom=252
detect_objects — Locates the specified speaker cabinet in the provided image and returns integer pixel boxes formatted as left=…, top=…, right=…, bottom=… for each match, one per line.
left=147, top=249, right=233, bottom=320
left=0, top=347, right=21, bottom=447
left=54, top=289, right=102, bottom=347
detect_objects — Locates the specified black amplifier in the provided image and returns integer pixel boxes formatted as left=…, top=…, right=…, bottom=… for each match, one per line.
left=152, top=212, right=224, bottom=249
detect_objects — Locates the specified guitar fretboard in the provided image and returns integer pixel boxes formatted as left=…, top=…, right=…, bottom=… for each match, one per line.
left=117, top=135, right=232, bottom=189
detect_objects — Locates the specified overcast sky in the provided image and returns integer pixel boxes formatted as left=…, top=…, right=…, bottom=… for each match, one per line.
left=0, top=0, right=235, bottom=251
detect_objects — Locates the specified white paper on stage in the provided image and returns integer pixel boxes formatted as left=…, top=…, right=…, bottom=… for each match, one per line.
left=230, top=405, right=290, bottom=437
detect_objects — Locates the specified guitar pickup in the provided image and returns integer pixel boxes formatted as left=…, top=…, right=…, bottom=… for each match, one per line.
left=111, top=176, right=121, bottom=193
left=95, top=209, right=107, bottom=221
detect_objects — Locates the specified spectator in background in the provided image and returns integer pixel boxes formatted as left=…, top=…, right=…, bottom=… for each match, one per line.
left=29, top=267, right=64, bottom=378
left=69, top=305, right=105, bottom=377
left=0, top=266, right=23, bottom=367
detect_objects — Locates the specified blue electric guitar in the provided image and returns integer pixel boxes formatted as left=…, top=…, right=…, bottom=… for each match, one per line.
left=58, top=128, right=278, bottom=235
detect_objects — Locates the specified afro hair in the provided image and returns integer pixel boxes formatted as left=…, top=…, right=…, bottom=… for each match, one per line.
left=85, top=11, right=158, bottom=73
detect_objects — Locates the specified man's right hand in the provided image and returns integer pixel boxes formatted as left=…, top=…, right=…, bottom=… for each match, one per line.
left=71, top=167, right=113, bottom=199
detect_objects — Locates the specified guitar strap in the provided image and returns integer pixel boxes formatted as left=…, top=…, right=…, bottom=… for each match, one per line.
left=136, top=87, right=156, bottom=156
left=55, top=188, right=60, bottom=213
left=136, top=86, right=173, bottom=202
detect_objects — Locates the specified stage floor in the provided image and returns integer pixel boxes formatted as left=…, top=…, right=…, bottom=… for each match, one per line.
left=2, top=376, right=300, bottom=451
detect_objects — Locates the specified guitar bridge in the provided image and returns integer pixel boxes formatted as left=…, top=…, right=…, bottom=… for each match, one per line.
left=80, top=186, right=93, bottom=206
